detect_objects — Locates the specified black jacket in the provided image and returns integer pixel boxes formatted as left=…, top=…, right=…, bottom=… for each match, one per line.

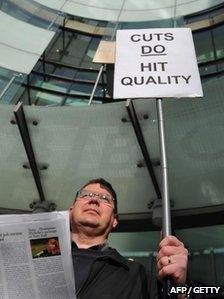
left=74, top=247, right=150, bottom=299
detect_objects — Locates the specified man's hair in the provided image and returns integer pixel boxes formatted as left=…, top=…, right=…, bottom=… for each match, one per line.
left=76, top=178, right=118, bottom=214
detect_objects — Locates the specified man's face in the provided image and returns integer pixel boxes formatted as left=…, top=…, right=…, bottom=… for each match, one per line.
left=70, top=183, right=118, bottom=236
left=48, top=242, right=56, bottom=251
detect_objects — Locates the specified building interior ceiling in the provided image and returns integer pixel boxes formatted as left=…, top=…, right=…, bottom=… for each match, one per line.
left=1, top=75, right=224, bottom=213
left=33, top=0, right=224, bottom=21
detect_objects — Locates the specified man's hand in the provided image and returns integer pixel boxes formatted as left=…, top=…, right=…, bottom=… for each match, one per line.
left=156, top=235, right=188, bottom=285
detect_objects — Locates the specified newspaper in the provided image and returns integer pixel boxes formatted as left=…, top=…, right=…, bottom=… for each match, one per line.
left=0, top=212, right=76, bottom=299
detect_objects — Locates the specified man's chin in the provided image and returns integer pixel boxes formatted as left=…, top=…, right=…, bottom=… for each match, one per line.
left=80, top=220, right=99, bottom=229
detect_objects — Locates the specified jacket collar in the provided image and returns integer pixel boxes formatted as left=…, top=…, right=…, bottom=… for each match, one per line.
left=98, top=247, right=130, bottom=270
left=71, top=241, right=108, bottom=251
left=72, top=241, right=129, bottom=270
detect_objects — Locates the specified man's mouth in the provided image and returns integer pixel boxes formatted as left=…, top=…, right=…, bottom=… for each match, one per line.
left=84, top=208, right=100, bottom=215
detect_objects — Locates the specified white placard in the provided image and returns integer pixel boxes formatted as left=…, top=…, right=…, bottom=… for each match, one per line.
left=114, top=28, right=203, bottom=99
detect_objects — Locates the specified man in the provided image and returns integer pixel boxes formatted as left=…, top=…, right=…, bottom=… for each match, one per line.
left=35, top=238, right=61, bottom=258
left=70, top=178, right=188, bottom=298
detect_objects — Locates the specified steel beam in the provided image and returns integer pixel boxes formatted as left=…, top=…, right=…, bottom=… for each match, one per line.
left=14, top=102, right=46, bottom=202
left=126, top=99, right=162, bottom=199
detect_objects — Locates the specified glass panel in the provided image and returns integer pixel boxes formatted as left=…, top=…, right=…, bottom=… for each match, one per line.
left=193, top=31, right=215, bottom=63
left=0, top=68, right=12, bottom=92
left=61, top=35, right=100, bottom=69
left=64, top=97, right=102, bottom=106
left=64, top=98, right=90, bottom=106
left=36, top=78, right=70, bottom=93
left=33, top=61, right=56, bottom=74
left=20, top=89, right=31, bottom=105
left=20, top=87, right=103, bottom=106
left=33, top=0, right=66, bottom=11
left=43, top=0, right=224, bottom=22
left=76, top=71, right=99, bottom=81
left=45, top=30, right=73, bottom=61
left=0, top=79, right=23, bottom=105
left=213, top=24, right=224, bottom=59
left=53, top=67, right=77, bottom=78
left=120, top=18, right=177, bottom=30
left=1, top=89, right=224, bottom=212
left=28, top=72, right=104, bottom=98
left=45, top=30, right=101, bottom=70
left=216, top=252, right=224, bottom=284
left=0, top=11, right=55, bottom=74
left=79, top=37, right=101, bottom=69
left=44, top=65, right=99, bottom=82
left=0, top=67, right=26, bottom=105
left=176, top=0, right=223, bottom=20
left=0, top=0, right=63, bottom=30
left=69, top=83, right=103, bottom=97
left=164, top=75, right=224, bottom=209
left=30, top=89, right=64, bottom=106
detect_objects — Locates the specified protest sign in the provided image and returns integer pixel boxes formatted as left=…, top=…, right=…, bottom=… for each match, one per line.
left=114, top=28, right=203, bottom=99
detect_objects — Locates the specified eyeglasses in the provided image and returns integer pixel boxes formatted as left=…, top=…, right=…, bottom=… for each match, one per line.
left=77, top=189, right=114, bottom=207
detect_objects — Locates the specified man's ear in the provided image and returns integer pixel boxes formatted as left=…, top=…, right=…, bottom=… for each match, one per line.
left=69, top=206, right=74, bottom=232
left=69, top=206, right=74, bottom=218
left=69, top=199, right=76, bottom=212
left=112, top=215, right=118, bottom=229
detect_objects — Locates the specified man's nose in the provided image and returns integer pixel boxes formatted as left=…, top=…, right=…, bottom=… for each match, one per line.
left=88, top=195, right=100, bottom=205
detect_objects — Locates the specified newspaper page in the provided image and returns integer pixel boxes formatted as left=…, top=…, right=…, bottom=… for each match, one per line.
left=0, top=212, right=76, bottom=299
